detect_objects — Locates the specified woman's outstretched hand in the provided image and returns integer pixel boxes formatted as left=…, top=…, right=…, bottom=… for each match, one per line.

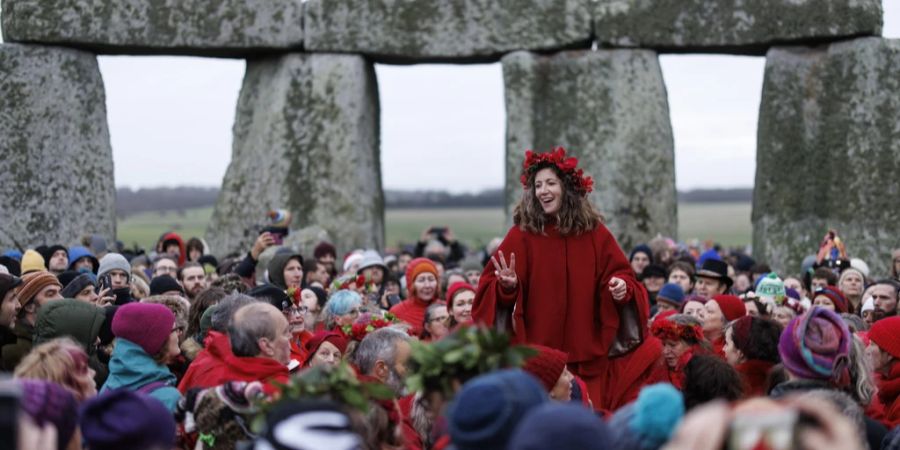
left=491, top=250, right=517, bottom=291
left=609, top=277, right=627, bottom=301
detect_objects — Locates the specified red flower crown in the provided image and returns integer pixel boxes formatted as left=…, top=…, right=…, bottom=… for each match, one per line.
left=520, top=147, right=594, bottom=196
left=339, top=312, right=404, bottom=342
left=650, top=318, right=705, bottom=344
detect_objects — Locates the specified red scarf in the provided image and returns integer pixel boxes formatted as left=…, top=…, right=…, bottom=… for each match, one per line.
left=878, top=362, right=900, bottom=417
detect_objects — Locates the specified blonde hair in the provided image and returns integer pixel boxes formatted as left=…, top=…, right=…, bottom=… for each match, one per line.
left=513, top=165, right=602, bottom=236
left=14, top=337, right=95, bottom=401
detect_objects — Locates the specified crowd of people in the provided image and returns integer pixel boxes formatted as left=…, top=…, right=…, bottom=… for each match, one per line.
left=1, top=147, right=900, bottom=450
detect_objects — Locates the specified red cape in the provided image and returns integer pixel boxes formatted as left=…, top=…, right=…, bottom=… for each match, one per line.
left=178, top=331, right=233, bottom=393
left=178, top=330, right=289, bottom=394
left=473, top=223, right=651, bottom=410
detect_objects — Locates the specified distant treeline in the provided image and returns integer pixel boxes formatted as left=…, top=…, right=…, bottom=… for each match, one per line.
left=116, top=186, right=752, bottom=217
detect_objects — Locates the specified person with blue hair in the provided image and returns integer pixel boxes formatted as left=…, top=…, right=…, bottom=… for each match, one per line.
left=322, top=289, right=363, bottom=331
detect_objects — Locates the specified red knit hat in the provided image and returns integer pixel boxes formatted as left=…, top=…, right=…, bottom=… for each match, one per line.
left=405, top=258, right=439, bottom=297
left=813, top=286, right=848, bottom=314
left=303, top=331, right=349, bottom=367
left=730, top=315, right=754, bottom=354
left=522, top=345, right=568, bottom=392
left=869, top=316, right=900, bottom=359
left=111, top=302, right=175, bottom=356
left=446, top=282, right=475, bottom=306
left=712, top=295, right=747, bottom=322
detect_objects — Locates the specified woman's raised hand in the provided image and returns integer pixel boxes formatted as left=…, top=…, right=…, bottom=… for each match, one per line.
left=491, top=250, right=517, bottom=291
left=609, top=277, right=627, bottom=301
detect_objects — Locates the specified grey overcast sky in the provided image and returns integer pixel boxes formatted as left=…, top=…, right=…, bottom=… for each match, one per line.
left=2, top=4, right=898, bottom=193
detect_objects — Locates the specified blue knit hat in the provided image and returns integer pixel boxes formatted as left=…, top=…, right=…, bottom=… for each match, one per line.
left=79, top=390, right=176, bottom=450
left=447, top=369, right=547, bottom=450
left=656, top=283, right=685, bottom=307
left=508, top=402, right=611, bottom=450
left=609, top=384, right=684, bottom=450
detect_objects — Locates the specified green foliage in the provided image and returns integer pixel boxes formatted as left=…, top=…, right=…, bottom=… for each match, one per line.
left=252, top=362, right=395, bottom=433
left=405, top=326, right=537, bottom=398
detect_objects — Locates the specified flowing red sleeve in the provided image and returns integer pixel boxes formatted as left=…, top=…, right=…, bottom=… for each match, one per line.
left=472, top=226, right=527, bottom=336
left=593, top=224, right=651, bottom=358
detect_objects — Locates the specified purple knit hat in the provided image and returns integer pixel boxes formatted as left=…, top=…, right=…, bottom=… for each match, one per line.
left=18, top=379, right=78, bottom=450
left=778, top=306, right=851, bottom=387
left=111, top=302, right=175, bottom=356
left=79, top=389, right=176, bottom=450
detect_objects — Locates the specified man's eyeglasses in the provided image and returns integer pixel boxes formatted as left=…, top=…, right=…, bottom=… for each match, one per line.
left=284, top=306, right=310, bottom=316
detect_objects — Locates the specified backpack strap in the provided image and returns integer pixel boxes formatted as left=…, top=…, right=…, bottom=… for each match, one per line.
left=137, top=381, right=168, bottom=395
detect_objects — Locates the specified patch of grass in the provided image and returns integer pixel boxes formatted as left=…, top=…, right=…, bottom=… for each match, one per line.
left=117, top=202, right=752, bottom=252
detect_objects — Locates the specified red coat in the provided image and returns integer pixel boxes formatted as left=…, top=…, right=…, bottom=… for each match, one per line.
left=397, top=394, right=423, bottom=450
left=877, top=362, right=900, bottom=428
left=473, top=223, right=650, bottom=411
left=735, top=360, right=775, bottom=397
left=178, top=331, right=233, bottom=393
left=218, top=353, right=290, bottom=395
left=391, top=297, right=433, bottom=337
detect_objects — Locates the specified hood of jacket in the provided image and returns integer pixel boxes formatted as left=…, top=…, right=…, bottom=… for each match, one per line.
left=102, top=338, right=176, bottom=392
left=158, top=232, right=186, bottom=266
left=267, top=252, right=302, bottom=290
left=34, top=299, right=103, bottom=353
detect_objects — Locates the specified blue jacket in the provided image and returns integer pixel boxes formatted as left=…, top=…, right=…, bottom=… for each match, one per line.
left=101, top=338, right=181, bottom=412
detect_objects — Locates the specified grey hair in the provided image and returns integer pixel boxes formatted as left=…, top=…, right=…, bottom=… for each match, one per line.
left=668, top=313, right=703, bottom=329
left=841, top=313, right=867, bottom=333
left=211, top=293, right=259, bottom=332
left=795, top=390, right=867, bottom=448
left=351, top=327, right=411, bottom=375
left=229, top=303, right=278, bottom=358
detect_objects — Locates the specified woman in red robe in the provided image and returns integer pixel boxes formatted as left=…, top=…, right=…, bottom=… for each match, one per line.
left=473, top=147, right=662, bottom=412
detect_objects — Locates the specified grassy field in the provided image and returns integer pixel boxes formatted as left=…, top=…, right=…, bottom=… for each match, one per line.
left=117, top=202, right=752, bottom=251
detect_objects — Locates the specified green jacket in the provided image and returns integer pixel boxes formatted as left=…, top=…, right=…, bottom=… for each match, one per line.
left=1, top=321, right=33, bottom=371
left=34, top=299, right=108, bottom=386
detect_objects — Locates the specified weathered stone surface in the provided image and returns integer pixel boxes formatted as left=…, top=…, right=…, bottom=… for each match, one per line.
left=305, top=0, right=592, bottom=63
left=0, top=0, right=303, bottom=57
left=502, top=50, right=677, bottom=251
left=594, top=0, right=883, bottom=55
left=206, top=53, right=382, bottom=257
left=0, top=44, right=115, bottom=250
left=754, top=37, right=900, bottom=277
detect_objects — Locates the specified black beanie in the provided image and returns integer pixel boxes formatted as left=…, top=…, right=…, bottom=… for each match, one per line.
left=149, top=275, right=184, bottom=296
left=247, top=284, right=291, bottom=311
left=60, top=273, right=96, bottom=298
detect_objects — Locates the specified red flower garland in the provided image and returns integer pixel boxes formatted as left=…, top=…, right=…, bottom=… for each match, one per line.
left=520, top=147, right=594, bottom=196
left=339, top=312, right=403, bottom=342
left=650, top=318, right=705, bottom=344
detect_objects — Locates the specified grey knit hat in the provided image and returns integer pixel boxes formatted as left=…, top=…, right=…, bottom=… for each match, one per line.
left=97, top=253, right=131, bottom=279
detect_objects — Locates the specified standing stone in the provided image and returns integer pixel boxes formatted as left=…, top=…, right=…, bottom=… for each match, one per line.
left=0, top=44, right=115, bottom=250
left=206, top=53, right=382, bottom=257
left=1, top=0, right=303, bottom=57
left=304, top=0, right=591, bottom=62
left=502, top=50, right=677, bottom=251
left=754, top=37, right=900, bottom=277
left=594, top=0, right=882, bottom=55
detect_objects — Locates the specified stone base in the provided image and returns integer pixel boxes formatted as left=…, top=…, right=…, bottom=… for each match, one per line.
left=206, top=53, right=383, bottom=257
left=0, top=44, right=116, bottom=250
left=754, top=37, right=900, bottom=277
